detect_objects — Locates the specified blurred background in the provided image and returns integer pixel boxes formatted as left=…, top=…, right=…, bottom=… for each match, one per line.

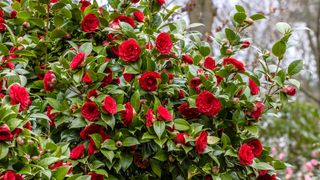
left=96, top=0, right=320, bottom=179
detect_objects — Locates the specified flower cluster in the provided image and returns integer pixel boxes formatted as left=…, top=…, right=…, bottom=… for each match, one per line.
left=0, top=0, right=301, bottom=179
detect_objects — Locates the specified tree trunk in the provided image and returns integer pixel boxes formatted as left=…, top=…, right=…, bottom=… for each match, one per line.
left=187, top=0, right=216, bottom=38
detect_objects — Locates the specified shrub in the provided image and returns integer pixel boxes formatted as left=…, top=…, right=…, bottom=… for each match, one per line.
left=0, top=0, right=302, bottom=179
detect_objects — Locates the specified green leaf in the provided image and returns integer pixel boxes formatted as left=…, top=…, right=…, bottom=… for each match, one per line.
left=153, top=121, right=165, bottom=138
left=108, top=0, right=120, bottom=9
left=119, top=152, right=133, bottom=171
left=276, top=22, right=292, bottom=34
left=79, top=42, right=93, bottom=56
left=101, top=114, right=115, bottom=130
left=272, top=41, right=286, bottom=59
left=130, top=90, right=140, bottom=112
left=234, top=12, right=246, bottom=24
left=150, top=159, right=161, bottom=177
left=250, top=14, right=265, bottom=21
left=287, top=60, right=303, bottom=76
left=46, top=98, right=61, bottom=111
left=38, top=157, right=60, bottom=167
left=173, top=119, right=190, bottom=131
left=198, top=42, right=211, bottom=56
left=17, top=11, right=32, bottom=20
left=101, top=139, right=117, bottom=150
left=101, top=150, right=114, bottom=162
left=235, top=5, right=246, bottom=12
left=272, top=160, right=287, bottom=170
left=30, top=113, right=51, bottom=122
left=6, top=118, right=23, bottom=131
left=122, top=137, right=140, bottom=147
left=251, top=162, right=275, bottom=171
left=0, top=142, right=9, bottom=160
left=54, top=166, right=71, bottom=180
left=153, top=150, right=167, bottom=161
left=50, top=29, right=67, bottom=39
left=221, top=133, right=231, bottom=149
left=225, top=28, right=238, bottom=44
left=207, top=136, right=220, bottom=145
left=0, top=43, right=9, bottom=55
left=90, top=134, right=102, bottom=149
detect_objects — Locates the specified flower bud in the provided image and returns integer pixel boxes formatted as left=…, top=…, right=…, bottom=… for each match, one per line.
left=23, top=22, right=30, bottom=29
left=32, top=156, right=40, bottom=161
left=16, top=137, right=24, bottom=145
left=282, top=85, right=296, bottom=96
left=226, top=48, right=233, bottom=55
left=116, top=140, right=123, bottom=148
left=245, top=18, right=254, bottom=25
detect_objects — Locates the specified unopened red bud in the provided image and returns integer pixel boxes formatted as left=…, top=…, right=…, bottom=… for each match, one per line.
left=23, top=22, right=30, bottom=29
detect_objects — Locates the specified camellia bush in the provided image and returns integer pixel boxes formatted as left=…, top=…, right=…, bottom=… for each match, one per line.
left=0, top=0, right=303, bottom=179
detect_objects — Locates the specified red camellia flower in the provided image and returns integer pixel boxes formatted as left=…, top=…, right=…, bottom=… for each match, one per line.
left=222, top=57, right=245, bottom=72
left=134, top=11, right=145, bottom=22
left=146, top=43, right=154, bottom=50
left=100, top=68, right=113, bottom=88
left=81, top=102, right=100, bottom=121
left=195, top=131, right=208, bottom=154
left=178, top=102, right=201, bottom=119
left=43, top=71, right=56, bottom=92
left=87, top=89, right=98, bottom=101
left=0, top=18, right=6, bottom=33
left=182, top=54, right=193, bottom=64
left=157, top=105, right=172, bottom=121
left=80, top=0, right=91, bottom=12
left=196, top=90, right=221, bottom=117
left=0, top=124, right=13, bottom=141
left=131, top=0, right=140, bottom=3
left=110, top=15, right=135, bottom=29
left=139, top=71, right=161, bottom=91
left=146, top=108, right=156, bottom=127
left=156, top=32, right=173, bottom=54
left=47, top=105, right=57, bottom=127
left=248, top=101, right=264, bottom=120
left=81, top=13, right=99, bottom=32
left=0, top=9, right=3, bottom=17
left=49, top=161, right=72, bottom=174
left=216, top=75, right=224, bottom=86
left=103, top=96, right=117, bottom=114
left=0, top=171, right=23, bottom=180
left=80, top=124, right=107, bottom=140
left=282, top=85, right=296, bottom=96
left=257, top=170, right=276, bottom=180
left=121, top=102, right=135, bottom=126
left=9, top=84, right=31, bottom=111
left=70, top=144, right=85, bottom=159
left=157, top=0, right=165, bottom=5
left=189, top=77, right=201, bottom=89
left=204, top=56, right=216, bottom=70
left=247, top=139, right=263, bottom=157
left=238, top=144, right=254, bottom=165
left=50, top=0, right=59, bottom=3
left=70, top=52, right=85, bottom=70
left=248, top=78, right=259, bottom=95
left=241, top=41, right=251, bottom=49
left=118, top=39, right=141, bottom=62
left=174, top=132, right=186, bottom=145
left=10, top=10, right=17, bottom=19
left=82, top=73, right=92, bottom=83
left=88, top=172, right=104, bottom=180
left=123, top=72, right=135, bottom=82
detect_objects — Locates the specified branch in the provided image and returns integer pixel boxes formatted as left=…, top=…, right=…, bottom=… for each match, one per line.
left=300, top=86, right=320, bottom=106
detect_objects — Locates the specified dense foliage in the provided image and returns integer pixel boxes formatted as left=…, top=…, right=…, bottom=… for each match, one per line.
left=0, top=0, right=303, bottom=179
